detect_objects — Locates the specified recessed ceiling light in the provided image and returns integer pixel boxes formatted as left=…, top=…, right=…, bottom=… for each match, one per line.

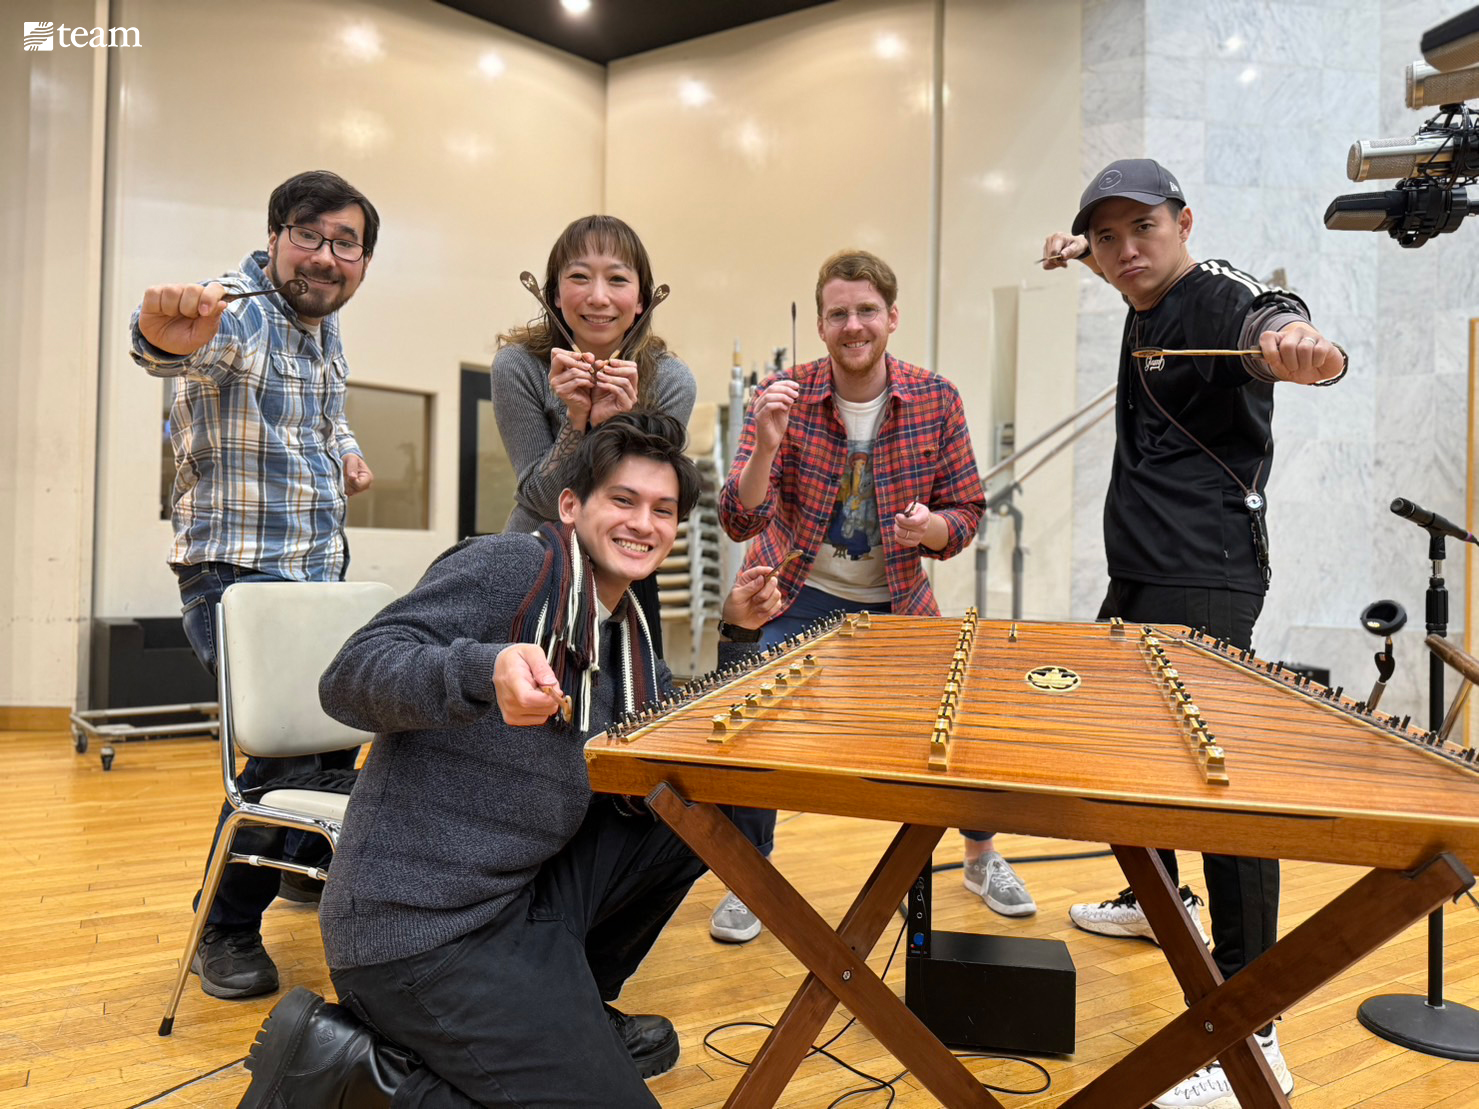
left=339, top=22, right=384, bottom=62
left=561, top=0, right=592, bottom=15
left=678, top=79, right=713, bottom=108
left=874, top=32, right=905, bottom=60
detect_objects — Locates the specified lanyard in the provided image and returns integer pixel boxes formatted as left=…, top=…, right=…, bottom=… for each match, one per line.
left=1129, top=321, right=1271, bottom=583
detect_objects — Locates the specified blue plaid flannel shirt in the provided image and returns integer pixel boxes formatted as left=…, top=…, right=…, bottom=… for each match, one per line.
left=130, top=250, right=363, bottom=582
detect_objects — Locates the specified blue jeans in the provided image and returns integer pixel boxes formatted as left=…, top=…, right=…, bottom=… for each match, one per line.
left=176, top=562, right=357, bottom=930
left=725, top=587, right=894, bottom=859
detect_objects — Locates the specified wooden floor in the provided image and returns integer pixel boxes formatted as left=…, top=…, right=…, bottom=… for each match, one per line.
left=4, top=729, right=1479, bottom=1109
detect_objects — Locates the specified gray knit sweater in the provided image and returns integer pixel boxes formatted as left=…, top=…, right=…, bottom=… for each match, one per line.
left=316, top=532, right=674, bottom=969
left=490, top=344, right=697, bottom=533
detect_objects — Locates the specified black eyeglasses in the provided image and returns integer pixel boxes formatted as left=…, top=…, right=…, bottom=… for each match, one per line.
left=283, top=225, right=366, bottom=262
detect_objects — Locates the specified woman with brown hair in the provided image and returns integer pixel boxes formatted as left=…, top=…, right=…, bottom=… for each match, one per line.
left=493, top=215, right=696, bottom=649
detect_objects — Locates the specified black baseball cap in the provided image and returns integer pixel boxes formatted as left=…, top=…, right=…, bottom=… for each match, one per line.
left=1072, top=159, right=1185, bottom=235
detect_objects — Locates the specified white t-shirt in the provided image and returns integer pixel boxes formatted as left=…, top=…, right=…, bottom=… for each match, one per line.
left=804, top=392, right=892, bottom=603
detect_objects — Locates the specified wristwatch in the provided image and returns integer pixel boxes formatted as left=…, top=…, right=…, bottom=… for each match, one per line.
left=717, top=621, right=763, bottom=643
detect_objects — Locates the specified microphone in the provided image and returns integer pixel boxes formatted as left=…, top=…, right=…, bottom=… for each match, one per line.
left=1390, top=497, right=1478, bottom=544
left=1406, top=59, right=1479, bottom=109
left=1423, top=6, right=1479, bottom=73
left=1324, top=185, right=1478, bottom=246
left=1346, top=130, right=1479, bottom=181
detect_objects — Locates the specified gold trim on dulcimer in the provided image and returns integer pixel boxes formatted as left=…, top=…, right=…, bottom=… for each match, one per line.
left=604, top=609, right=860, bottom=746
left=1139, top=631, right=1228, bottom=786
left=929, top=609, right=979, bottom=772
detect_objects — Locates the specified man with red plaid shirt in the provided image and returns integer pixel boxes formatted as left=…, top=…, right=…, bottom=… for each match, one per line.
left=708, top=249, right=1029, bottom=944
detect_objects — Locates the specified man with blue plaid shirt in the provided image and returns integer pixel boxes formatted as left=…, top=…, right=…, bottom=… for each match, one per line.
left=130, top=170, right=378, bottom=1002
left=710, top=249, right=1032, bottom=943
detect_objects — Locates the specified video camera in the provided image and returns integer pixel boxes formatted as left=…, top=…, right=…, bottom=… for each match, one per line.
left=1324, top=5, right=1479, bottom=247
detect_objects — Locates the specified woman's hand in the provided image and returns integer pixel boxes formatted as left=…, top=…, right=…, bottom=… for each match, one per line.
left=589, top=357, right=640, bottom=427
left=549, top=348, right=596, bottom=428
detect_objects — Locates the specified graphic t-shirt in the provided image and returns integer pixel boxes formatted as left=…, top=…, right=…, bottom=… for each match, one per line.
left=805, top=392, right=892, bottom=603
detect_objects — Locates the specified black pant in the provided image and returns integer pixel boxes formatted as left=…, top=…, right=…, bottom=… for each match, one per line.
left=330, top=798, right=707, bottom=1107
left=1097, top=580, right=1278, bottom=981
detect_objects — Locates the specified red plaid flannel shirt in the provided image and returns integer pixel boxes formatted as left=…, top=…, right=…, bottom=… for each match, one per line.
left=719, top=354, right=984, bottom=616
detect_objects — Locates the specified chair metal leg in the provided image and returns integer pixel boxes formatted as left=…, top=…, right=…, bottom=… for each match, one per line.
left=158, top=814, right=338, bottom=1035
left=159, top=808, right=253, bottom=1036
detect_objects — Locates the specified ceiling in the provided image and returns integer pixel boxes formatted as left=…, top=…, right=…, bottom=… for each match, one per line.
left=436, top=0, right=837, bottom=65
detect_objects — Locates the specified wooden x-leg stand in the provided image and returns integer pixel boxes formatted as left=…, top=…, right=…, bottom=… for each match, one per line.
left=1059, top=845, right=1475, bottom=1109
left=646, top=783, right=1002, bottom=1109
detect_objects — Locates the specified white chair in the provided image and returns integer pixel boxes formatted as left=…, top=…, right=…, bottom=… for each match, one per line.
left=158, top=580, right=395, bottom=1035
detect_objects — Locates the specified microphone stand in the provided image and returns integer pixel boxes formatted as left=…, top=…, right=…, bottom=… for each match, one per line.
left=1356, top=529, right=1479, bottom=1059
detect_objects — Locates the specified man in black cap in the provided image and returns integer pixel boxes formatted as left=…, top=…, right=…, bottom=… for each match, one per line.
left=1042, top=158, right=1345, bottom=1108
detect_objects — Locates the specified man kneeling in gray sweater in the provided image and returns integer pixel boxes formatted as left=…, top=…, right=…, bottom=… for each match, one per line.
left=236, top=410, right=783, bottom=1108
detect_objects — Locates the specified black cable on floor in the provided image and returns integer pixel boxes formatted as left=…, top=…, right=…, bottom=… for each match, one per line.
left=932, top=846, right=1115, bottom=872
left=702, top=917, right=1052, bottom=1105
left=125, top=1056, right=247, bottom=1108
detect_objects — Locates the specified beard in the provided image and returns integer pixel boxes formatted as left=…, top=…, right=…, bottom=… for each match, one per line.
left=829, top=336, right=882, bottom=375
left=268, top=257, right=351, bottom=319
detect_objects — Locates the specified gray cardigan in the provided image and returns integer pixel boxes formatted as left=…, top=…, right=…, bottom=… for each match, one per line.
left=316, top=533, right=672, bottom=968
left=490, top=344, right=696, bottom=533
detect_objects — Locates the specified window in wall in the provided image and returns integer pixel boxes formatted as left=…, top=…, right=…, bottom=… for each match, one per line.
left=158, top=380, right=433, bottom=529
left=344, top=383, right=432, bottom=530
left=458, top=366, right=515, bottom=538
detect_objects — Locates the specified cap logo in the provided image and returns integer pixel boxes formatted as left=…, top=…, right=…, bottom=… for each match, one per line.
left=1169, top=182, right=1180, bottom=193
left=1098, top=169, right=1123, bottom=191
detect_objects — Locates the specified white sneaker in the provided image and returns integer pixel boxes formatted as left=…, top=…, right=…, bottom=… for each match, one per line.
left=709, top=891, right=762, bottom=943
left=1152, top=1028, right=1293, bottom=1108
left=1068, top=884, right=1209, bottom=945
left=963, top=851, right=1037, bottom=916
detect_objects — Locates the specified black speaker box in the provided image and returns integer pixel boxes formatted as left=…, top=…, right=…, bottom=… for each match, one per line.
left=904, top=929, right=1075, bottom=1055
left=90, top=616, right=215, bottom=709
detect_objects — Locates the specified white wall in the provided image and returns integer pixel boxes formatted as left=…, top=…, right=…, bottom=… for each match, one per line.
left=936, top=0, right=1082, bottom=617
left=1, top=0, right=107, bottom=709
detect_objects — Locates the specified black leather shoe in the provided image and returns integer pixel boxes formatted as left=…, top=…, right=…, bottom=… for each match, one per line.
left=191, top=926, right=279, bottom=999
left=238, top=987, right=413, bottom=1109
left=604, top=1003, right=680, bottom=1079
left=276, top=872, right=325, bottom=904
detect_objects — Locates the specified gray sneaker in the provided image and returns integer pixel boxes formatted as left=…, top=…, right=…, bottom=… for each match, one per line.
left=710, top=891, right=762, bottom=943
left=963, top=851, right=1037, bottom=917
